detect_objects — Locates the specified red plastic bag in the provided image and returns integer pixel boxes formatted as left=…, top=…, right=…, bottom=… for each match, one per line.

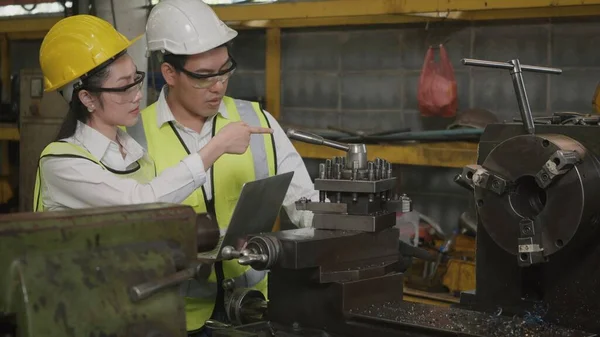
left=417, top=45, right=458, bottom=117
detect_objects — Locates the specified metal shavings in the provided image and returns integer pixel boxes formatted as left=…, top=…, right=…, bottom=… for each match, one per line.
left=348, top=301, right=591, bottom=337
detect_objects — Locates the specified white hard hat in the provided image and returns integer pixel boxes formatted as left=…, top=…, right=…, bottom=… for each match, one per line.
left=145, top=0, right=238, bottom=56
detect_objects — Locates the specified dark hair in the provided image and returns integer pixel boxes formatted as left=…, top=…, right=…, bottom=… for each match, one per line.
left=54, top=65, right=112, bottom=141
left=162, top=42, right=232, bottom=71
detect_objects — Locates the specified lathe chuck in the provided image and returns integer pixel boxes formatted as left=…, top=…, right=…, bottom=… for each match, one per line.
left=469, top=134, right=600, bottom=260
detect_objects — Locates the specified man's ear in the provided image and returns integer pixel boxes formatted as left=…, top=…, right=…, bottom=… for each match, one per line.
left=161, top=63, right=178, bottom=86
left=78, top=89, right=96, bottom=111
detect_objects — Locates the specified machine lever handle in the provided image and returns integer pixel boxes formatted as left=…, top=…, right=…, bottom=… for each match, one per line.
left=221, top=245, right=244, bottom=259
left=461, top=59, right=562, bottom=75
left=286, top=128, right=350, bottom=152
left=238, top=254, right=268, bottom=266
left=461, top=58, right=562, bottom=136
left=221, top=246, right=268, bottom=267
left=129, top=265, right=198, bottom=303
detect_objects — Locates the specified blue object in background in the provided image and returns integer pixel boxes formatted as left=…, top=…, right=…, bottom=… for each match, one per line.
left=147, top=72, right=166, bottom=92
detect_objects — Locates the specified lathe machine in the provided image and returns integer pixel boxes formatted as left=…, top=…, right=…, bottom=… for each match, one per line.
left=2, top=56, right=600, bottom=337
left=212, top=57, right=600, bottom=337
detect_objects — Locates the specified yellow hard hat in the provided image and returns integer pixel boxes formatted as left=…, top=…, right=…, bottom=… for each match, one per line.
left=39, top=14, right=141, bottom=92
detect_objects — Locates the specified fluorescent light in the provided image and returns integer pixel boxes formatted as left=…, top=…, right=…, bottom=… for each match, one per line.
left=0, top=2, right=65, bottom=17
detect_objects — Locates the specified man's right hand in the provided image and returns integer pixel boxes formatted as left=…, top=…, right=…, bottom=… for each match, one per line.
left=214, top=121, right=273, bottom=154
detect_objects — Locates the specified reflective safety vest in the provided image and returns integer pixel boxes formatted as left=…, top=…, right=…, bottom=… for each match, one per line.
left=128, top=96, right=277, bottom=331
left=32, top=141, right=156, bottom=212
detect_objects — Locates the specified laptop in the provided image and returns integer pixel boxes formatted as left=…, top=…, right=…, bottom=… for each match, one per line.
left=197, top=171, right=294, bottom=260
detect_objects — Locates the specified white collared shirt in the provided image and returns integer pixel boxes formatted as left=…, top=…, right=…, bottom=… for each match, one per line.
left=156, top=87, right=319, bottom=228
left=40, top=121, right=206, bottom=211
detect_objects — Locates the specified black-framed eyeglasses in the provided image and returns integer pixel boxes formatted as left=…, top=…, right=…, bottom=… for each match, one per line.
left=175, top=58, right=237, bottom=89
left=84, top=71, right=146, bottom=104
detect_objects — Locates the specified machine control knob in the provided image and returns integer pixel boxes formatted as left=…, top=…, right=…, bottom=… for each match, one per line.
left=221, top=246, right=269, bottom=267
left=221, top=245, right=243, bottom=259
left=220, top=235, right=281, bottom=270
left=238, top=253, right=269, bottom=266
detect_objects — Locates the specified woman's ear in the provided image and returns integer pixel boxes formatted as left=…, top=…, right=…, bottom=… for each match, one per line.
left=78, top=90, right=96, bottom=112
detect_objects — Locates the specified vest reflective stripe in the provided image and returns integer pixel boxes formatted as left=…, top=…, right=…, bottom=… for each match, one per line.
left=255, top=100, right=277, bottom=178
left=133, top=96, right=276, bottom=331
left=32, top=141, right=155, bottom=212
left=222, top=99, right=277, bottom=180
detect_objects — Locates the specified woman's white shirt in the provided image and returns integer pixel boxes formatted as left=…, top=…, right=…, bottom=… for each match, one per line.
left=40, top=121, right=206, bottom=210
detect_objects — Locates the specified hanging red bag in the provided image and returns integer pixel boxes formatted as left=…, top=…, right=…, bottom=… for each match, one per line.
left=417, top=45, right=458, bottom=118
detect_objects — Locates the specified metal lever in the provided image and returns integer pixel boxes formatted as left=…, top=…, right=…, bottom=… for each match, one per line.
left=461, top=59, right=562, bottom=74
left=129, top=265, right=198, bottom=302
left=221, top=245, right=268, bottom=267
left=286, top=128, right=368, bottom=170
left=461, top=58, right=562, bottom=136
left=221, top=245, right=244, bottom=259
left=286, top=128, right=350, bottom=152
left=239, top=254, right=268, bottom=266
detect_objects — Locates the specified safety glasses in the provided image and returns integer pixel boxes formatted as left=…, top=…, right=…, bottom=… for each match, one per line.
left=177, top=58, right=237, bottom=89
left=85, top=71, right=146, bottom=104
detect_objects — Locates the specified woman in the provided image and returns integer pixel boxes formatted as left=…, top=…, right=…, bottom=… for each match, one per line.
left=33, top=14, right=272, bottom=212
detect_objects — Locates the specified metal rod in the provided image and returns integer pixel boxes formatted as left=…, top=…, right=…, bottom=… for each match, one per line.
left=461, top=58, right=562, bottom=75
left=129, top=266, right=197, bottom=303
left=286, top=129, right=350, bottom=152
left=461, top=58, right=563, bottom=136
left=509, top=59, right=536, bottom=135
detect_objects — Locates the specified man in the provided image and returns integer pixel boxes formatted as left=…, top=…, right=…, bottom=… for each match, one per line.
left=127, top=0, right=320, bottom=335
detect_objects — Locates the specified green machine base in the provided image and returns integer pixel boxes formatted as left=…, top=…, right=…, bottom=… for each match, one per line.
left=0, top=203, right=219, bottom=337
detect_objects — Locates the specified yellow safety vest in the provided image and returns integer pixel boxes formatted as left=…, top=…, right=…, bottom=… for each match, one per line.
left=32, top=141, right=155, bottom=212
left=130, top=96, right=277, bottom=331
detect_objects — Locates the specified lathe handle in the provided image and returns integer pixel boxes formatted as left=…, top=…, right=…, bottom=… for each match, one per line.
left=129, top=266, right=197, bottom=302
left=129, top=262, right=212, bottom=303
left=461, top=58, right=562, bottom=135
left=461, top=58, right=562, bottom=75
left=286, top=128, right=350, bottom=152
left=221, top=245, right=269, bottom=267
